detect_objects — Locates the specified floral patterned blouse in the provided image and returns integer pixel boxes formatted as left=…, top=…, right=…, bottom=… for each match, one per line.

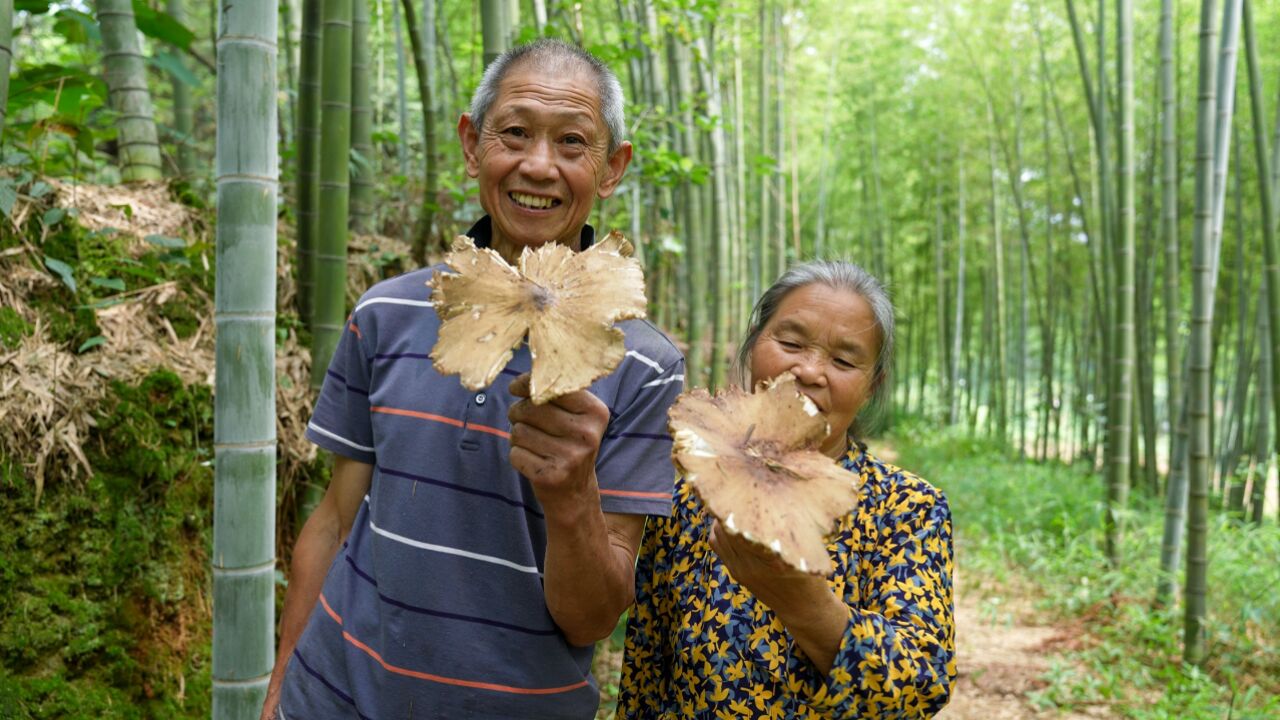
left=617, top=447, right=955, bottom=719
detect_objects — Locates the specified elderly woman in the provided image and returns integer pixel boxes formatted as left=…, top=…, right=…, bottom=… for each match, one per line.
left=617, top=261, right=955, bottom=719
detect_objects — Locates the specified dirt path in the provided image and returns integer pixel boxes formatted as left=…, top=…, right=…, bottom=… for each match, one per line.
left=939, top=570, right=1116, bottom=720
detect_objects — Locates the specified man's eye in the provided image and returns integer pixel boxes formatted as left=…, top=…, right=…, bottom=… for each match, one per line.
left=503, top=127, right=527, bottom=137
left=563, top=135, right=585, bottom=145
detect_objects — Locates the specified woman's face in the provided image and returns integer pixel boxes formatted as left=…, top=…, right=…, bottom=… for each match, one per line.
left=749, top=284, right=883, bottom=458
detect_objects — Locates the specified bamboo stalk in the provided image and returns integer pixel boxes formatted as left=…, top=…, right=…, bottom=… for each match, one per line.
left=309, top=0, right=354, bottom=389
left=96, top=0, right=164, bottom=181
left=1242, top=0, right=1280, bottom=530
left=349, top=0, right=375, bottom=234
left=0, top=1, right=12, bottom=136
left=296, top=0, right=323, bottom=325
left=213, top=1, right=278, bottom=716
left=1105, top=0, right=1136, bottom=566
left=1185, top=0, right=1220, bottom=668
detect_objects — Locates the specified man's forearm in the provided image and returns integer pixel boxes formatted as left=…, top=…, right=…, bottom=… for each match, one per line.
left=259, top=511, right=343, bottom=716
left=541, top=489, right=635, bottom=647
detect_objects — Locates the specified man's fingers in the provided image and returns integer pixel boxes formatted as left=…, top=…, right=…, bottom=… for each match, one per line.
left=545, top=387, right=605, bottom=415
left=509, top=399, right=605, bottom=444
left=508, top=372, right=531, bottom=398
left=509, top=445, right=549, bottom=479
left=508, top=421, right=557, bottom=460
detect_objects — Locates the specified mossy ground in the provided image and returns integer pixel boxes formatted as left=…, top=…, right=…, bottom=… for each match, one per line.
left=0, top=371, right=215, bottom=719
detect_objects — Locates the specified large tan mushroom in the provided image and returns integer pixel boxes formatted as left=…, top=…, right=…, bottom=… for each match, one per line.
left=668, top=373, right=863, bottom=575
left=428, top=231, right=647, bottom=404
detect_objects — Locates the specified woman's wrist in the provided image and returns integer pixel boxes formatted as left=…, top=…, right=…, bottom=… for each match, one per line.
left=763, top=576, right=844, bottom=628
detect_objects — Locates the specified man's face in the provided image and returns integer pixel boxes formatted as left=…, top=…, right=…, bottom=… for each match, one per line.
left=459, top=62, right=632, bottom=259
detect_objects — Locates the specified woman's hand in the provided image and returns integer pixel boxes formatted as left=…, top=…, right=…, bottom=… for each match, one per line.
left=709, top=519, right=850, bottom=673
left=708, top=519, right=830, bottom=612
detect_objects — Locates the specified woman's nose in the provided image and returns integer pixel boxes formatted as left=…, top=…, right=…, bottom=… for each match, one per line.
left=790, top=353, right=827, bottom=386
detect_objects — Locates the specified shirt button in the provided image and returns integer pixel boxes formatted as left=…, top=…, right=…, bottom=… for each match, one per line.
left=474, top=393, right=487, bottom=406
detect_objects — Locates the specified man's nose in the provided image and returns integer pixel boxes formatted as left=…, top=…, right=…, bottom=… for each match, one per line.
left=520, top=138, right=558, bottom=180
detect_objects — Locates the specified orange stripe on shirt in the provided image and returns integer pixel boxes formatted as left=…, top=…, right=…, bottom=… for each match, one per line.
left=371, top=405, right=511, bottom=439
left=465, top=422, right=511, bottom=439
left=371, top=406, right=464, bottom=428
left=318, top=593, right=587, bottom=696
left=348, top=323, right=363, bottom=339
left=599, top=489, right=672, bottom=500
left=319, top=592, right=343, bottom=625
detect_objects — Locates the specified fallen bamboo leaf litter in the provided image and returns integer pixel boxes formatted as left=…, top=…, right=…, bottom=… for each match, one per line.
left=428, top=232, right=647, bottom=404
left=668, top=373, right=863, bottom=575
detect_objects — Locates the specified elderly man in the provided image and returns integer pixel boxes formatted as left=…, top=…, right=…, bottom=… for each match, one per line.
left=262, top=40, right=684, bottom=719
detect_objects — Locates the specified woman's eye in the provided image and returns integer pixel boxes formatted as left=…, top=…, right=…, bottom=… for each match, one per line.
left=835, top=358, right=857, bottom=370
left=778, top=340, right=802, bottom=350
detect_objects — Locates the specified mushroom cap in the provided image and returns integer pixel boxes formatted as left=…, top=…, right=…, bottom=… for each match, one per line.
left=668, top=373, right=863, bottom=575
left=428, top=232, right=647, bottom=403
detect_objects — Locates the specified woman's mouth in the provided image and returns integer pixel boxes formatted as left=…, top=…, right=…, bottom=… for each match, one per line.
left=799, top=391, right=826, bottom=414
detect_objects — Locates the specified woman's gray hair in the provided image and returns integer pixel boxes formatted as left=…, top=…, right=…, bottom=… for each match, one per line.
left=733, top=260, right=895, bottom=436
left=468, top=39, right=626, bottom=154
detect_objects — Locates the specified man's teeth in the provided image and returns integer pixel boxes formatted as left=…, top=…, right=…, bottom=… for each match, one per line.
left=511, top=192, right=556, bottom=209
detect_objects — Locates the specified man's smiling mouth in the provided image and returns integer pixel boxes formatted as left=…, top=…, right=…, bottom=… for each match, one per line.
left=510, top=192, right=561, bottom=210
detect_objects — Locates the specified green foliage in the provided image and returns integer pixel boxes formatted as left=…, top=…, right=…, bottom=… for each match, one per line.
left=0, top=371, right=214, bottom=719
left=130, top=0, right=196, bottom=50
left=893, top=420, right=1280, bottom=718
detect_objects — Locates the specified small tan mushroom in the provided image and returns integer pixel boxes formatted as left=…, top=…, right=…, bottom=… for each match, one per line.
left=668, top=372, right=863, bottom=575
left=428, top=232, right=647, bottom=403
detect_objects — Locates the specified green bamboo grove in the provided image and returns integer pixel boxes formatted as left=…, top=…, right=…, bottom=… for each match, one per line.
left=3, top=0, right=1280, bottom=695
left=260, top=0, right=1280, bottom=672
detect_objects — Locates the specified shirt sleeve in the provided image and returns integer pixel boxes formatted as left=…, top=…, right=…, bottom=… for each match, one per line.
left=796, top=489, right=956, bottom=718
left=594, top=356, right=685, bottom=517
left=303, top=313, right=377, bottom=465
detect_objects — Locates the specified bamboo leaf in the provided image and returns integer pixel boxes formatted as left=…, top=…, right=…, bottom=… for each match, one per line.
left=43, top=256, right=77, bottom=294
left=17, top=1, right=55, bottom=13
left=53, top=9, right=100, bottom=44
left=150, top=52, right=198, bottom=87
left=42, top=208, right=66, bottom=226
left=0, top=180, right=16, bottom=218
left=131, top=0, right=195, bottom=50
left=146, top=234, right=186, bottom=248
left=90, top=276, right=126, bottom=292
left=76, top=336, right=106, bottom=353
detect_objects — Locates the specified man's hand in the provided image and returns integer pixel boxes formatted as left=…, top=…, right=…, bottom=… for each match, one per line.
left=507, top=373, right=610, bottom=506
left=259, top=456, right=373, bottom=720
left=507, top=372, right=642, bottom=645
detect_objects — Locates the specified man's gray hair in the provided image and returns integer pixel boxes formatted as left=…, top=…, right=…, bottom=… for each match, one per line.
left=468, top=39, right=626, bottom=154
left=733, top=260, right=896, bottom=437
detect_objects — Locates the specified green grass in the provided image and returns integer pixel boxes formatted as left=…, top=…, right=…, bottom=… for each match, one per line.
left=890, top=418, right=1280, bottom=719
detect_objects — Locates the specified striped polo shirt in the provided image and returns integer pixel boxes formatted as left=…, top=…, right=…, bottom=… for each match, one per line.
left=279, top=219, right=685, bottom=719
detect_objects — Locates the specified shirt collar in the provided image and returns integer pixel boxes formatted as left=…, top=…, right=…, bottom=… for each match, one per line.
left=464, top=216, right=597, bottom=251
left=841, top=439, right=867, bottom=471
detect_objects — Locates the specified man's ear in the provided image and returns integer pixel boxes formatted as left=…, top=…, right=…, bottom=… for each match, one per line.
left=595, top=141, right=633, bottom=199
left=458, top=114, right=481, bottom=179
